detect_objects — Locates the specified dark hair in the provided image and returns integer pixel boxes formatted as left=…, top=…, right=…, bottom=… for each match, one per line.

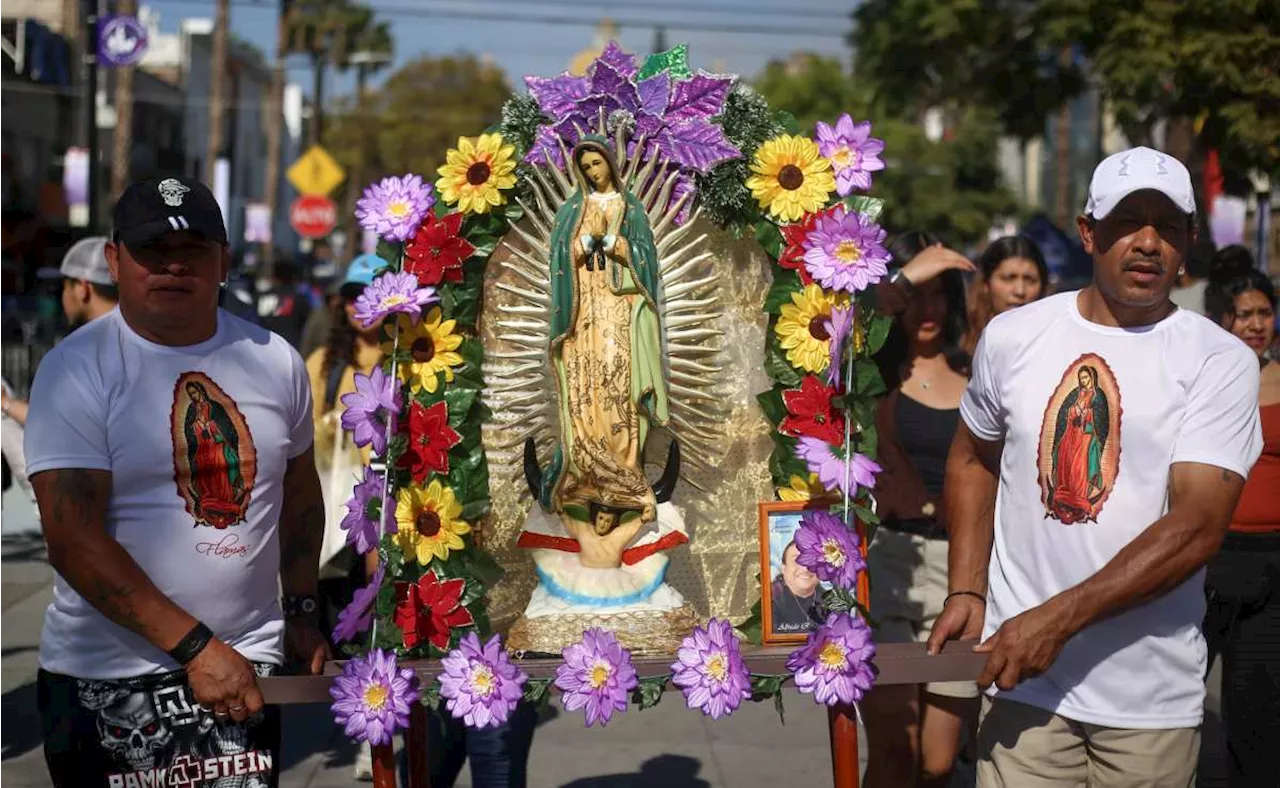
left=876, top=230, right=970, bottom=390
left=1186, top=239, right=1217, bottom=280
left=976, top=236, right=1048, bottom=284
left=89, top=281, right=118, bottom=301
left=321, top=298, right=358, bottom=381
left=1204, top=245, right=1276, bottom=320
left=273, top=260, right=300, bottom=285
left=965, top=236, right=1048, bottom=353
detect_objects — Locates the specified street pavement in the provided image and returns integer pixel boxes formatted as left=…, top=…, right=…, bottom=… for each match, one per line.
left=1, top=487, right=1227, bottom=787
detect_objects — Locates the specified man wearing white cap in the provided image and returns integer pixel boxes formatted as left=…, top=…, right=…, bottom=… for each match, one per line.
left=2, top=237, right=117, bottom=499
left=929, top=146, right=1263, bottom=785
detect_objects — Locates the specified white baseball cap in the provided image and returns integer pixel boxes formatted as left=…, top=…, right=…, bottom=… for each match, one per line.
left=36, top=236, right=113, bottom=286
left=1084, top=146, right=1196, bottom=220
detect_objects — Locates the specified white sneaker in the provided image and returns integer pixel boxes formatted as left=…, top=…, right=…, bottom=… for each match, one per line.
left=353, top=743, right=374, bottom=782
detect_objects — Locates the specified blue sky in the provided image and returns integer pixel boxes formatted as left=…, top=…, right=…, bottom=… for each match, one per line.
left=146, top=0, right=857, bottom=98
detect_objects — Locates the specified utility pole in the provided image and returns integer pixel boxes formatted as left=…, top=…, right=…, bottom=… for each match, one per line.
left=264, top=0, right=292, bottom=270
left=110, top=0, right=138, bottom=199
left=81, top=0, right=100, bottom=230
left=206, top=0, right=230, bottom=185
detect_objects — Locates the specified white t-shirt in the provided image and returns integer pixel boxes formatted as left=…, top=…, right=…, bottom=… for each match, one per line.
left=25, top=308, right=314, bottom=679
left=961, top=291, right=1262, bottom=729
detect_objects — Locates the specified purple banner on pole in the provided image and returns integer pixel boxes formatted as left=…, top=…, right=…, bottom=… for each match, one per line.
left=98, top=16, right=148, bottom=67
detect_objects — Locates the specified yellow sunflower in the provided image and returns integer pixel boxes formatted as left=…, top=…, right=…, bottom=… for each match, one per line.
left=777, top=473, right=826, bottom=502
left=395, top=478, right=469, bottom=564
left=775, top=284, right=848, bottom=373
left=436, top=133, right=518, bottom=215
left=384, top=309, right=464, bottom=393
left=745, top=135, right=836, bottom=222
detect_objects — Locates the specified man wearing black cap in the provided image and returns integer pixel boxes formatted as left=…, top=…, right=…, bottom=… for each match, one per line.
left=24, top=176, right=329, bottom=787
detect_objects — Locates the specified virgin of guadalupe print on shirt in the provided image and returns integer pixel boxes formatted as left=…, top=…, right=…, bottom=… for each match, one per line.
left=1036, top=353, right=1122, bottom=525
left=170, top=372, right=257, bottom=528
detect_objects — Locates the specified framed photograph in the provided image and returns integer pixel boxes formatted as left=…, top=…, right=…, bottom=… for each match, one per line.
left=758, top=500, right=868, bottom=645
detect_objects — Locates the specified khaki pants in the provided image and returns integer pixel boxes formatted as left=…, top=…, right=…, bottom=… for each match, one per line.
left=977, top=696, right=1199, bottom=788
left=867, top=527, right=978, bottom=699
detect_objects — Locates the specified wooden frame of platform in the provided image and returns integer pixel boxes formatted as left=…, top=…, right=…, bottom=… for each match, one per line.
left=256, top=639, right=984, bottom=788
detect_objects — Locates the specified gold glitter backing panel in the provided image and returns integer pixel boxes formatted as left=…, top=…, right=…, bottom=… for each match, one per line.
left=479, top=220, right=777, bottom=633
left=506, top=605, right=701, bottom=657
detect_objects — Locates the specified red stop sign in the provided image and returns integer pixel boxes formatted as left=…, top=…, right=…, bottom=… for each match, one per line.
left=289, top=195, right=337, bottom=239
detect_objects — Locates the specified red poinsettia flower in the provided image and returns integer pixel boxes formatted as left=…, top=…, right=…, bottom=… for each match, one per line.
left=398, top=401, right=462, bottom=483
left=393, top=570, right=474, bottom=651
left=778, top=212, right=821, bottom=286
left=404, top=212, right=474, bottom=287
left=780, top=374, right=846, bottom=445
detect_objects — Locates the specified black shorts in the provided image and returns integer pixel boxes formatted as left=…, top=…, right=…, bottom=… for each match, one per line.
left=38, top=665, right=281, bottom=788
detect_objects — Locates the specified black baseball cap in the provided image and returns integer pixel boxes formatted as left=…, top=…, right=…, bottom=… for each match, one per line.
left=112, top=175, right=229, bottom=248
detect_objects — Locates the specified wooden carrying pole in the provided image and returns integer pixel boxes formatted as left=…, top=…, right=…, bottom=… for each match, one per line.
left=260, top=640, right=983, bottom=788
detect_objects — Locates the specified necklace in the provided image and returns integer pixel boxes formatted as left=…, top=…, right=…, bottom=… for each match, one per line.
left=919, top=379, right=932, bottom=390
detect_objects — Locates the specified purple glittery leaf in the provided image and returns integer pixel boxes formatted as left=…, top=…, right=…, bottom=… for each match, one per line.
left=555, top=117, right=585, bottom=148
left=596, top=41, right=638, bottom=79
left=524, top=124, right=566, bottom=168
left=637, top=72, right=672, bottom=119
left=583, top=62, right=640, bottom=120
left=666, top=72, right=734, bottom=122
left=525, top=73, right=589, bottom=120
left=577, top=94, right=624, bottom=126
left=656, top=119, right=741, bottom=174
left=589, top=61, right=628, bottom=97
left=634, top=111, right=665, bottom=139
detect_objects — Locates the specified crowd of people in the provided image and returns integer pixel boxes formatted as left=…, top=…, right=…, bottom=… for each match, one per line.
left=1, top=146, right=1276, bottom=788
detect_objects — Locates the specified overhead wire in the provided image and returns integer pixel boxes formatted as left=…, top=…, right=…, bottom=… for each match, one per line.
left=154, top=0, right=851, bottom=38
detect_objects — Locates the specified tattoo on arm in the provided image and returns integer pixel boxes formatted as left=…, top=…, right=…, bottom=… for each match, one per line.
left=34, top=468, right=197, bottom=649
left=87, top=576, right=146, bottom=634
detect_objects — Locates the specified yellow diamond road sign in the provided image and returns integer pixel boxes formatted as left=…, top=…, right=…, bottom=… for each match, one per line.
left=287, top=145, right=346, bottom=196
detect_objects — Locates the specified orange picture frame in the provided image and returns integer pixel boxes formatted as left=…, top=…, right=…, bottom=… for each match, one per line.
left=758, top=500, right=870, bottom=646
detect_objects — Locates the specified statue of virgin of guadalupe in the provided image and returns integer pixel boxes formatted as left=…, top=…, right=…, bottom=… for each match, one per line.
left=531, top=135, right=670, bottom=567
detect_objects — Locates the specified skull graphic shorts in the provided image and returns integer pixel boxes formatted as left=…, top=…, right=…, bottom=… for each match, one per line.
left=37, top=665, right=281, bottom=788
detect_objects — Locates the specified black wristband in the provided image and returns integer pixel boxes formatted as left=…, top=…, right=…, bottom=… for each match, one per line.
left=168, top=622, right=214, bottom=666
left=944, top=590, right=986, bottom=606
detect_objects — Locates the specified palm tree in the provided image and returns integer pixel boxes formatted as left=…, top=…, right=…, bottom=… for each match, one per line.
left=263, top=0, right=381, bottom=266
left=285, top=0, right=377, bottom=146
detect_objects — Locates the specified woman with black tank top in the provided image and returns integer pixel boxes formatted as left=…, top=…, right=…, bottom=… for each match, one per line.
left=860, top=232, right=1047, bottom=788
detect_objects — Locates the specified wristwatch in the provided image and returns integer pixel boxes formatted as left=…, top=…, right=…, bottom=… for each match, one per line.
left=889, top=267, right=915, bottom=295
left=282, top=594, right=319, bottom=619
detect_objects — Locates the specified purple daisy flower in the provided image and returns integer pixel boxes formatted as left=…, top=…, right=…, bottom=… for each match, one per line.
left=355, top=174, right=436, bottom=242
left=340, top=366, right=402, bottom=456
left=554, top=628, right=638, bottom=727
left=802, top=207, right=891, bottom=294
left=341, top=466, right=387, bottom=555
left=815, top=114, right=885, bottom=196
left=333, top=564, right=385, bottom=643
left=795, top=436, right=882, bottom=498
left=670, top=618, right=751, bottom=720
left=786, top=611, right=876, bottom=706
left=439, top=633, right=529, bottom=730
left=330, top=648, right=419, bottom=746
left=794, top=509, right=865, bottom=589
left=353, top=271, right=438, bottom=328
left=824, top=305, right=854, bottom=389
